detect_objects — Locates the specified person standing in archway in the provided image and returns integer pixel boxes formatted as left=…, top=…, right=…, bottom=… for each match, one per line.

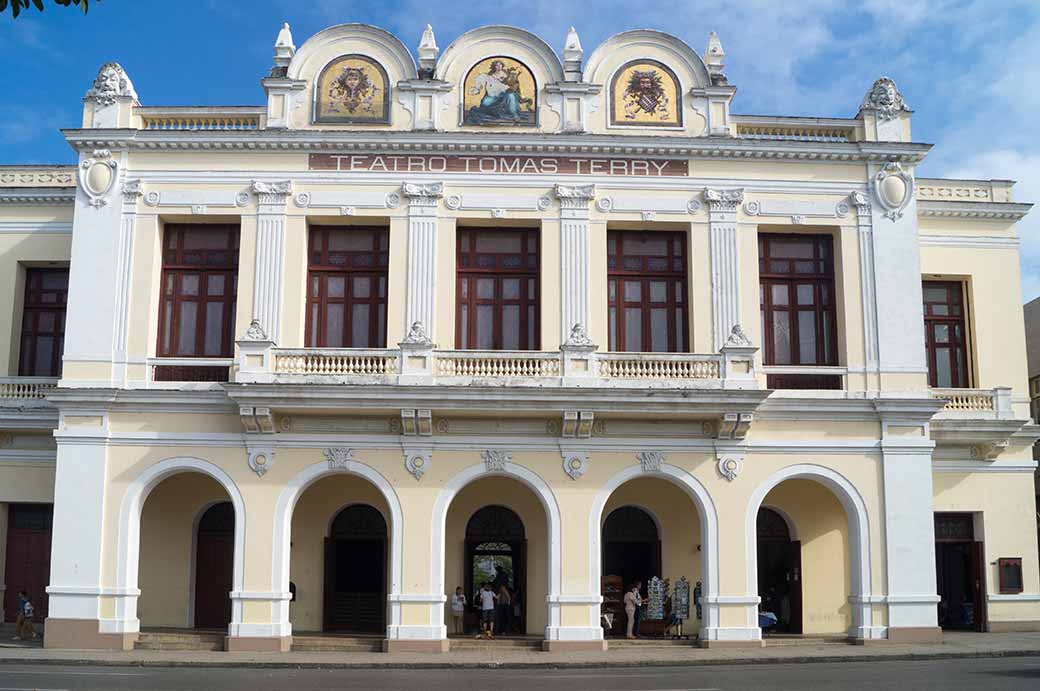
left=624, top=581, right=643, bottom=639
left=497, top=583, right=512, bottom=634
left=478, top=582, right=498, bottom=639
left=451, top=587, right=467, bottom=636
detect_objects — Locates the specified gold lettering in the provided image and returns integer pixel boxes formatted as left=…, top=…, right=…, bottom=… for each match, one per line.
left=649, top=160, right=670, bottom=176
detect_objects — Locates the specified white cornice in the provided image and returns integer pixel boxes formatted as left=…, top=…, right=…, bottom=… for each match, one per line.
left=917, top=200, right=1031, bottom=220
left=61, top=128, right=932, bottom=164
left=0, top=220, right=73, bottom=234
left=918, top=234, right=1019, bottom=249
left=0, top=188, right=75, bottom=205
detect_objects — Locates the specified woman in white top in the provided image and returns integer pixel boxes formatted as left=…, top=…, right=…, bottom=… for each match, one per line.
left=624, top=581, right=643, bottom=639
left=450, top=587, right=466, bottom=635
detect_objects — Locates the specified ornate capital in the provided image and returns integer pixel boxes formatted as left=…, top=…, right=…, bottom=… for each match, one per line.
left=402, top=181, right=444, bottom=205
left=554, top=183, right=596, bottom=210
left=849, top=190, right=871, bottom=214
left=86, top=62, right=138, bottom=106
left=860, top=77, right=910, bottom=122
left=250, top=180, right=293, bottom=206
left=704, top=188, right=744, bottom=213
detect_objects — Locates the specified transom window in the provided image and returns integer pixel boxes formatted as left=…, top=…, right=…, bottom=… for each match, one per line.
left=156, top=225, right=239, bottom=381
left=18, top=268, right=68, bottom=377
left=456, top=228, right=539, bottom=350
left=306, top=227, right=388, bottom=348
left=923, top=280, right=970, bottom=388
left=607, top=231, right=688, bottom=352
left=759, top=234, right=837, bottom=367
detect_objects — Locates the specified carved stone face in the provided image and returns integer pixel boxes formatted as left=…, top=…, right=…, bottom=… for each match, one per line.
left=97, top=67, right=122, bottom=97
left=872, top=82, right=896, bottom=106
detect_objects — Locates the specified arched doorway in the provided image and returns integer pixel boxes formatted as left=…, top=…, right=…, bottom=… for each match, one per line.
left=465, top=505, right=525, bottom=635
left=194, top=502, right=235, bottom=629
left=324, top=504, right=387, bottom=633
left=756, top=507, right=802, bottom=634
left=602, top=506, right=660, bottom=636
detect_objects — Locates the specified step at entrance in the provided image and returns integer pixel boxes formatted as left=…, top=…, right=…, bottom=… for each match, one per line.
left=762, top=634, right=851, bottom=647
left=135, top=630, right=224, bottom=651
left=449, top=636, right=543, bottom=651
left=607, top=637, right=697, bottom=648
left=290, top=634, right=383, bottom=652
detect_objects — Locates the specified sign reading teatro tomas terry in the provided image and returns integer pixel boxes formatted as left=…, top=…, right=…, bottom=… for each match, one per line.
left=309, top=153, right=688, bottom=176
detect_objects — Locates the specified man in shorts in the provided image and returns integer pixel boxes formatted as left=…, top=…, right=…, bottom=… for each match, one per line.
left=478, top=582, right=498, bottom=639
left=13, top=591, right=37, bottom=641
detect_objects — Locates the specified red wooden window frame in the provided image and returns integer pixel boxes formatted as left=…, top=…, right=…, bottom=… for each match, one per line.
left=456, top=228, right=539, bottom=350
left=156, top=225, right=239, bottom=374
left=18, top=268, right=68, bottom=377
left=759, top=234, right=838, bottom=367
left=998, top=557, right=1024, bottom=594
left=607, top=230, right=689, bottom=352
left=922, top=281, right=971, bottom=388
left=305, top=226, right=389, bottom=348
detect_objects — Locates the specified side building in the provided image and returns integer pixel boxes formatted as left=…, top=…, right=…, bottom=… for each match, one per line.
left=0, top=22, right=1037, bottom=652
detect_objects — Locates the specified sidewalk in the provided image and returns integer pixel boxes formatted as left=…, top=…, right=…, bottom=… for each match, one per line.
left=2, top=631, right=1040, bottom=669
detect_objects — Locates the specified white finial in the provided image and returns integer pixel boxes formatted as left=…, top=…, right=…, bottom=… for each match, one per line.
left=418, top=24, right=439, bottom=77
left=563, top=26, right=583, bottom=81
left=705, top=31, right=727, bottom=85
left=274, top=22, right=295, bottom=67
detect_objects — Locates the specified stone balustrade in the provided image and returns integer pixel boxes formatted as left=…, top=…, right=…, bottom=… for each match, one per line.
left=0, top=377, right=58, bottom=405
left=916, top=178, right=1015, bottom=203
left=136, top=106, right=264, bottom=131
left=931, top=387, right=1013, bottom=419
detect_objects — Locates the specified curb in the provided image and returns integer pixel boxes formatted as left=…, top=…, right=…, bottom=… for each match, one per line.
left=1, top=648, right=1039, bottom=670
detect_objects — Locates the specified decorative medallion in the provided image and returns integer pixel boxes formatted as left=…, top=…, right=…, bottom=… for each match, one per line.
left=405, top=450, right=431, bottom=481
left=716, top=454, right=743, bottom=482
left=637, top=450, right=664, bottom=473
left=315, top=54, right=390, bottom=124
left=324, top=447, right=355, bottom=470
left=463, top=56, right=538, bottom=127
left=482, top=449, right=511, bottom=472
left=562, top=451, right=588, bottom=481
left=247, top=449, right=274, bottom=478
left=872, top=161, right=914, bottom=221
left=610, top=59, right=682, bottom=127
left=78, top=149, right=118, bottom=209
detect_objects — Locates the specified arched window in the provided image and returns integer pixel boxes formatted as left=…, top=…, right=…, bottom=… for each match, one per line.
left=466, top=505, right=525, bottom=541
left=330, top=504, right=387, bottom=539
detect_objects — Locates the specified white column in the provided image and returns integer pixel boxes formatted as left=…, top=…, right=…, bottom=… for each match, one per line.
left=402, top=182, right=443, bottom=338
left=851, top=191, right=880, bottom=373
left=879, top=415, right=941, bottom=640
left=705, top=189, right=744, bottom=351
left=555, top=184, right=595, bottom=338
left=111, top=180, right=141, bottom=387
left=250, top=181, right=292, bottom=342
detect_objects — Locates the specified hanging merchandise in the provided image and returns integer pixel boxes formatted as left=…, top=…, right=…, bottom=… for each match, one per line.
left=647, top=576, right=667, bottom=620
left=673, top=576, right=690, bottom=619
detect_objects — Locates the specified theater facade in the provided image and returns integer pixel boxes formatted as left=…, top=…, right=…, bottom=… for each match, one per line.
left=0, top=22, right=1037, bottom=652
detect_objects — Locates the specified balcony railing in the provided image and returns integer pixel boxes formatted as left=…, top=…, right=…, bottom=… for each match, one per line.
left=0, top=377, right=58, bottom=406
left=931, top=387, right=1013, bottom=419
left=732, top=116, right=859, bottom=143
left=136, top=106, right=264, bottom=131
left=237, top=339, right=758, bottom=390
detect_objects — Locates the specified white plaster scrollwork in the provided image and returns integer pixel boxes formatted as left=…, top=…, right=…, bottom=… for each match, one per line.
left=860, top=77, right=910, bottom=122
left=86, top=62, right=137, bottom=106
left=716, top=453, right=743, bottom=482
left=563, top=323, right=594, bottom=347
left=791, top=215, right=806, bottom=225
left=724, top=323, right=753, bottom=348
left=251, top=180, right=293, bottom=205
left=243, top=318, right=268, bottom=341
left=872, top=162, right=914, bottom=221
left=293, top=192, right=311, bottom=208
left=835, top=200, right=851, bottom=218
left=704, top=188, right=745, bottom=212
left=743, top=200, right=761, bottom=216
left=537, top=196, right=552, bottom=211
left=191, top=205, right=206, bottom=215
left=482, top=449, right=511, bottom=472
left=404, top=450, right=432, bottom=481
left=402, top=182, right=443, bottom=201
left=491, top=208, right=506, bottom=218
left=849, top=190, right=870, bottom=213
left=121, top=179, right=143, bottom=200
left=247, top=448, right=275, bottom=478
left=324, top=447, right=355, bottom=470
left=637, top=450, right=664, bottom=473
left=686, top=199, right=702, bottom=213
left=641, top=211, right=656, bottom=222
left=340, top=206, right=356, bottom=216
left=385, top=192, right=402, bottom=208
left=401, top=321, right=433, bottom=345
left=144, top=191, right=160, bottom=207
left=235, top=191, right=251, bottom=207
left=445, top=194, right=462, bottom=210
left=562, top=451, right=588, bottom=481
left=595, top=197, right=613, bottom=212
left=78, top=149, right=118, bottom=209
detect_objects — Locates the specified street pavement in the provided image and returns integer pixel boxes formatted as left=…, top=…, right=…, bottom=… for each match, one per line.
left=2, top=656, right=1040, bottom=690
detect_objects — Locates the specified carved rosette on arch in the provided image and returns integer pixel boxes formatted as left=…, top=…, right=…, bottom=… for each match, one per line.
left=404, top=449, right=432, bottom=481
left=561, top=451, right=588, bottom=480
left=482, top=449, right=511, bottom=472
left=637, top=450, right=664, bottom=473
left=324, top=447, right=355, bottom=471
left=715, top=452, right=744, bottom=482
left=247, top=448, right=275, bottom=478
left=78, top=150, right=118, bottom=209
left=871, top=162, right=914, bottom=221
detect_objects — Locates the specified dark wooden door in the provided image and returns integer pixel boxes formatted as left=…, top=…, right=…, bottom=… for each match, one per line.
left=788, top=540, right=803, bottom=634
left=193, top=531, right=233, bottom=629
left=3, top=504, right=52, bottom=622
left=969, top=541, right=986, bottom=632
left=325, top=538, right=386, bottom=633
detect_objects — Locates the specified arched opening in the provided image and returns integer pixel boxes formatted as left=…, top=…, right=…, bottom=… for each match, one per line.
left=754, top=478, right=853, bottom=636
left=756, top=507, right=801, bottom=634
left=324, top=505, right=387, bottom=633
left=194, top=502, right=235, bottom=629
left=442, top=477, right=548, bottom=637
left=599, top=478, right=702, bottom=639
left=465, top=505, right=525, bottom=635
left=137, top=472, right=235, bottom=630
left=286, top=474, right=392, bottom=636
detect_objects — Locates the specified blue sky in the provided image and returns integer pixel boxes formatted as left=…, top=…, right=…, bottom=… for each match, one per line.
left=3, top=0, right=1039, bottom=299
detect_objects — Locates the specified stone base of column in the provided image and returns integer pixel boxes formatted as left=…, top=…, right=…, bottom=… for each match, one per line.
left=226, top=636, right=292, bottom=652
left=542, top=639, right=607, bottom=652
left=43, top=618, right=136, bottom=651
left=988, top=620, right=1040, bottom=633
left=886, top=626, right=942, bottom=643
left=384, top=638, right=449, bottom=653
left=699, top=638, right=765, bottom=649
